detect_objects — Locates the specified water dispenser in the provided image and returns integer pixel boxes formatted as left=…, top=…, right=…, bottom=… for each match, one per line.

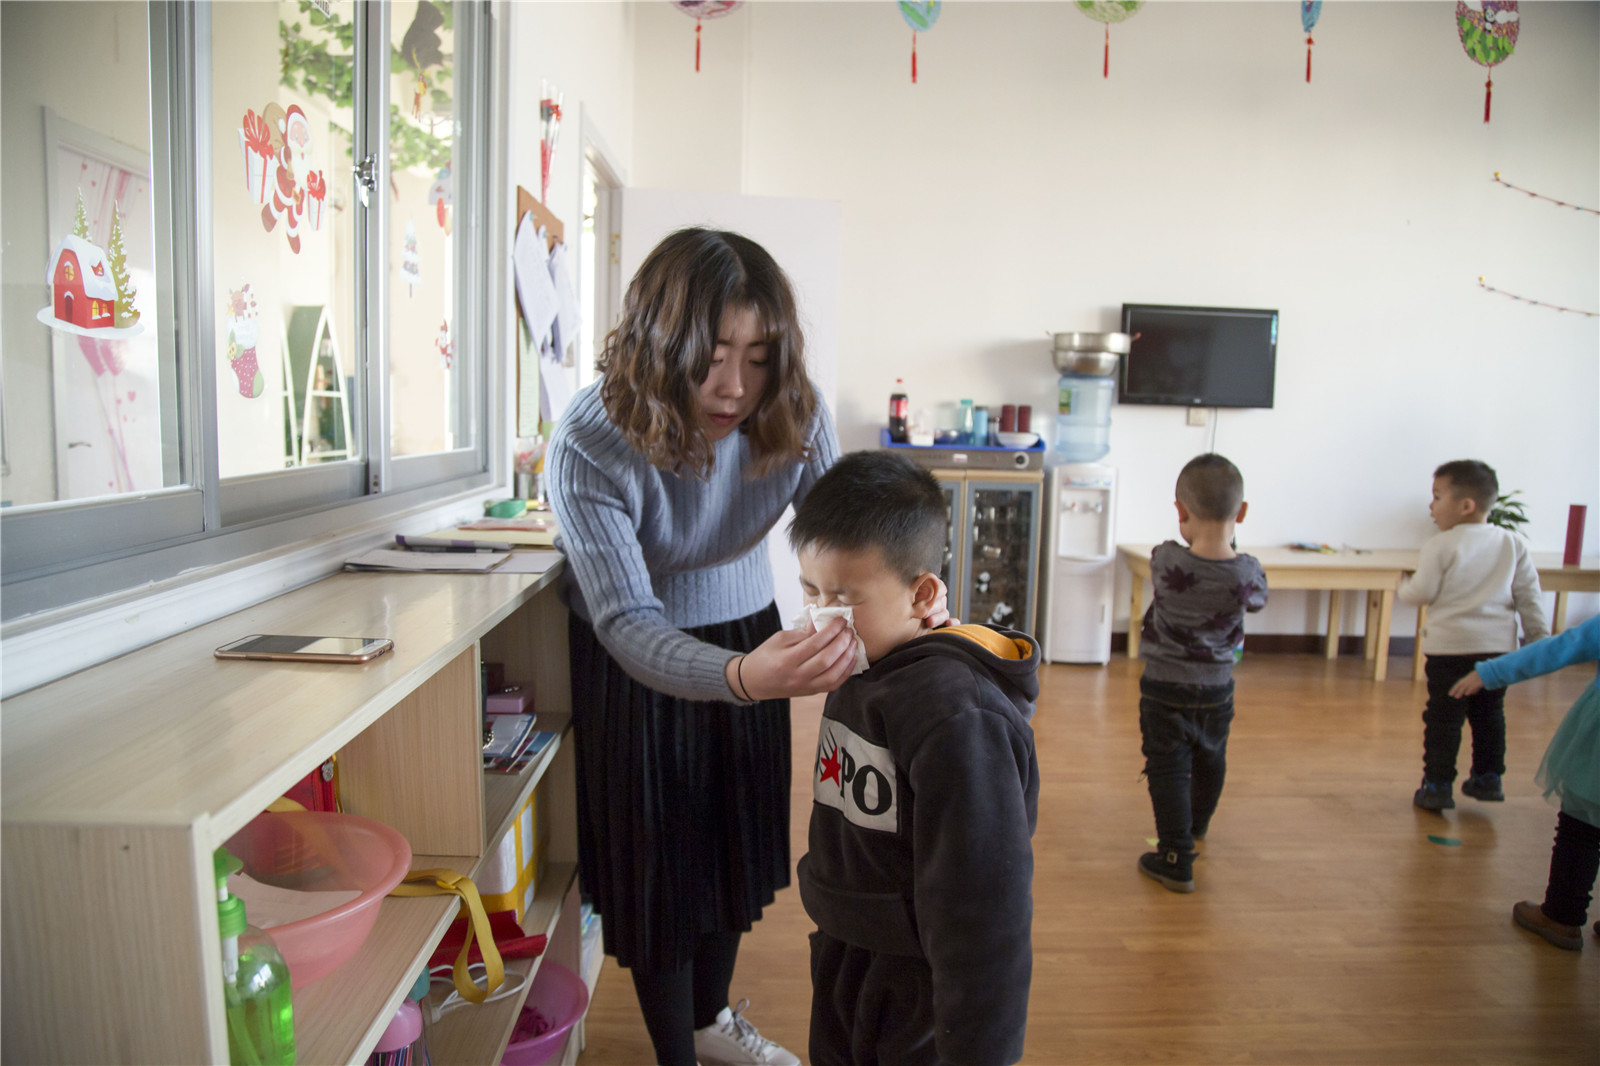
left=1037, top=462, right=1118, bottom=664
left=1050, top=332, right=1127, bottom=464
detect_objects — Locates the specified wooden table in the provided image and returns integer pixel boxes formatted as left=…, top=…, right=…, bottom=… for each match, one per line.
left=1119, top=545, right=1598, bottom=683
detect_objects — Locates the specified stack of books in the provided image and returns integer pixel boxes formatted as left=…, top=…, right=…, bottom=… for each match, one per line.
left=483, top=713, right=555, bottom=774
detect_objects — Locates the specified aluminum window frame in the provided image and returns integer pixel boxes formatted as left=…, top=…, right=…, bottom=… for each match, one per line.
left=1, top=0, right=502, bottom=625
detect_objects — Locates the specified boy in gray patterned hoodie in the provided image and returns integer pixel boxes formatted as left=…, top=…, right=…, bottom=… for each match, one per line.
left=1137, top=454, right=1269, bottom=893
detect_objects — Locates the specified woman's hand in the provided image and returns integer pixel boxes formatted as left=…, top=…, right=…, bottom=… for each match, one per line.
left=1449, top=670, right=1486, bottom=698
left=727, top=617, right=858, bottom=701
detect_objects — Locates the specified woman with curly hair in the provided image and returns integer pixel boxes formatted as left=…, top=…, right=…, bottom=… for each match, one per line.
left=547, top=228, right=862, bottom=1066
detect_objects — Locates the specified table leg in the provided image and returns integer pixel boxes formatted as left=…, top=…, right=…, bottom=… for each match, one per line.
left=1364, top=593, right=1381, bottom=660
left=1553, top=590, right=1569, bottom=634
left=1325, top=591, right=1342, bottom=659
left=1127, top=571, right=1144, bottom=660
left=1412, top=604, right=1427, bottom=682
left=1372, top=589, right=1394, bottom=682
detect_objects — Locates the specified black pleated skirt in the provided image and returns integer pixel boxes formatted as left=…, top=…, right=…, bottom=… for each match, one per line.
left=568, top=604, right=792, bottom=973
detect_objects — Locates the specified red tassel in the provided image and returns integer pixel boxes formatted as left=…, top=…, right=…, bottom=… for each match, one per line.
left=695, top=19, right=702, bottom=73
left=1484, top=74, right=1492, bottom=124
left=912, top=31, right=918, bottom=84
left=1103, top=23, right=1110, bottom=79
left=1306, top=36, right=1313, bottom=83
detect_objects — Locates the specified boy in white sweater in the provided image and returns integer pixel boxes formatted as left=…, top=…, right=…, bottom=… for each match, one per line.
left=1399, top=460, right=1548, bottom=811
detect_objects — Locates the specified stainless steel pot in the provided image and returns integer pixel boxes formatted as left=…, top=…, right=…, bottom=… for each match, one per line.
left=1052, top=349, right=1120, bottom=376
left=1051, top=331, right=1129, bottom=376
left=1052, top=331, right=1132, bottom=355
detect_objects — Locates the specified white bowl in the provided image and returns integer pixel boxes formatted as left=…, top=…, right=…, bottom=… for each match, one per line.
left=996, top=431, right=1039, bottom=449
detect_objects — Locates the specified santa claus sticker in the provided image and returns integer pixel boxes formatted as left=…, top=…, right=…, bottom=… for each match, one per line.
left=239, top=103, right=327, bottom=253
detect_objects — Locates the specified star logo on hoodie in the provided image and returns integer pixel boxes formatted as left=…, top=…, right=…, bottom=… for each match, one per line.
left=818, top=738, right=843, bottom=787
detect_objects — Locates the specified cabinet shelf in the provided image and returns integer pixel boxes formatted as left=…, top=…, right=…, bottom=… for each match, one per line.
left=2, top=563, right=587, bottom=1065
left=422, top=861, right=580, bottom=1065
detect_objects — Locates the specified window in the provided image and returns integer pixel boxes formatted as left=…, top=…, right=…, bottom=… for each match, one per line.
left=0, top=0, right=498, bottom=622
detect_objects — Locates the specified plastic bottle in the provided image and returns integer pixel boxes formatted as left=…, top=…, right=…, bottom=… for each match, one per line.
left=971, top=406, right=990, bottom=447
left=216, top=849, right=297, bottom=1066
left=1054, top=373, right=1114, bottom=462
left=888, top=380, right=909, bottom=443
left=958, top=399, right=975, bottom=445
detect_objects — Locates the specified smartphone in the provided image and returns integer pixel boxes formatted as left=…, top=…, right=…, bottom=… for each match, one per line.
left=214, top=634, right=395, bottom=664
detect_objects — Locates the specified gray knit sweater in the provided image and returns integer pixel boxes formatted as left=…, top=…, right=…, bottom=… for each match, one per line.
left=547, top=380, right=839, bottom=702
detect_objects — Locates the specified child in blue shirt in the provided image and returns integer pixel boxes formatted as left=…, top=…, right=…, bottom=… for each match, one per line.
left=1451, top=615, right=1600, bottom=951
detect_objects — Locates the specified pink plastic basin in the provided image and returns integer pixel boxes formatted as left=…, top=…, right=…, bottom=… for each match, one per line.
left=500, top=962, right=590, bottom=1066
left=224, top=809, right=413, bottom=990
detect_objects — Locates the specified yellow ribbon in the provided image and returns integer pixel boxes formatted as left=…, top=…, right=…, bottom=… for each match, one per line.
left=390, top=868, right=504, bottom=1004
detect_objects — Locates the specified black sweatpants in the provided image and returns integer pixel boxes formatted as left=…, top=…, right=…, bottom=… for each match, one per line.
left=1422, top=653, right=1506, bottom=784
left=1140, top=676, right=1236, bottom=860
left=809, top=930, right=938, bottom=1066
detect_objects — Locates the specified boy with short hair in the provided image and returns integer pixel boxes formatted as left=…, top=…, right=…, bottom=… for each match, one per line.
left=1137, top=453, right=1268, bottom=894
left=789, top=450, right=1039, bottom=1066
left=1399, top=459, right=1548, bottom=812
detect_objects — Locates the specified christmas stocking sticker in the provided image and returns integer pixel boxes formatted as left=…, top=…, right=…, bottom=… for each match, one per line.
left=224, top=285, right=264, bottom=399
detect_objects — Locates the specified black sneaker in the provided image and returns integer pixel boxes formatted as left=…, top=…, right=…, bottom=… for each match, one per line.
left=1138, top=851, right=1194, bottom=893
left=1413, top=780, right=1455, bottom=811
left=1462, top=773, right=1504, bottom=802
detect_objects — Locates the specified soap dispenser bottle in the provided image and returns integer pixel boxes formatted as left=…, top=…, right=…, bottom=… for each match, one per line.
left=216, top=848, right=297, bottom=1065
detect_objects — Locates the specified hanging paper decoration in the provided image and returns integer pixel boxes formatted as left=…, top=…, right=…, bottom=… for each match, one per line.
left=399, top=0, right=447, bottom=121
left=1456, top=1, right=1518, bottom=124
left=1301, top=1, right=1321, bottom=83
left=427, top=165, right=453, bottom=233
left=402, top=221, right=421, bottom=296
left=1075, top=1, right=1143, bottom=80
left=435, top=319, right=455, bottom=370
left=223, top=285, right=264, bottom=399
left=540, top=81, right=563, bottom=204
left=1478, top=278, right=1597, bottom=317
left=899, top=2, right=941, bottom=85
left=671, top=1, right=744, bottom=72
left=1493, top=172, right=1599, bottom=215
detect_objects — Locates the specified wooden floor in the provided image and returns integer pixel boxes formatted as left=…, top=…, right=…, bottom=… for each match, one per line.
left=577, top=652, right=1599, bottom=1065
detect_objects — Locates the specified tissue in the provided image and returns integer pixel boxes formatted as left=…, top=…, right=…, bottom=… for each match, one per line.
left=791, top=604, right=870, bottom=676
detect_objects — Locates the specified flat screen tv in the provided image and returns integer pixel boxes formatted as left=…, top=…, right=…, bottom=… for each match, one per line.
left=1118, top=304, right=1279, bottom=409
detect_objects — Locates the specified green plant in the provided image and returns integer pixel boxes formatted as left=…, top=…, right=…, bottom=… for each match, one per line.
left=277, top=1, right=454, bottom=173
left=1487, top=490, right=1529, bottom=534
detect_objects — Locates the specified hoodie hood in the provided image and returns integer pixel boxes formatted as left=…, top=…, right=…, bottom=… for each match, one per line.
left=870, top=622, right=1040, bottom=719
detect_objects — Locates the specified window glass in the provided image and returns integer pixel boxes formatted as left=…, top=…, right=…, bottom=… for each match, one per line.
left=388, top=0, right=462, bottom=457
left=1, top=1, right=176, bottom=507
left=213, top=0, right=359, bottom=477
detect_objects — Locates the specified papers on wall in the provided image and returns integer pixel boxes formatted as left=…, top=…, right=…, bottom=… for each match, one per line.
left=513, top=213, right=559, bottom=340
left=512, top=211, right=583, bottom=426
left=549, top=241, right=582, bottom=357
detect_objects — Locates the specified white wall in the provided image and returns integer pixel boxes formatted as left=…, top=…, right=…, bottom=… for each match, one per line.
left=508, top=1, right=637, bottom=262
left=629, top=0, right=1600, bottom=634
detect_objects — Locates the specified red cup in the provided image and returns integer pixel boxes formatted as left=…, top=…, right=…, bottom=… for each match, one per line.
left=1000, top=405, right=1017, bottom=433
left=1565, top=505, right=1587, bottom=567
left=1016, top=406, right=1032, bottom=433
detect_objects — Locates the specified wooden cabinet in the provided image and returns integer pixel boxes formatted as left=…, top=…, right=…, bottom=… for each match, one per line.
left=1, top=565, right=586, bottom=1065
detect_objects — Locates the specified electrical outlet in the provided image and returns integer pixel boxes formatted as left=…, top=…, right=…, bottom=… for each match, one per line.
left=1187, top=407, right=1208, bottom=427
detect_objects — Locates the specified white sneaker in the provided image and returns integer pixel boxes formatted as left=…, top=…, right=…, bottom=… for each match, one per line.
left=693, top=999, right=800, bottom=1066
